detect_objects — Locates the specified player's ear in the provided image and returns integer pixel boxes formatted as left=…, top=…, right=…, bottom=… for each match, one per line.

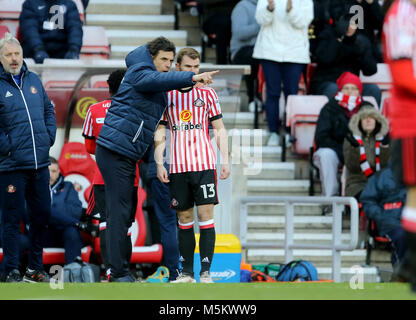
left=175, top=63, right=180, bottom=71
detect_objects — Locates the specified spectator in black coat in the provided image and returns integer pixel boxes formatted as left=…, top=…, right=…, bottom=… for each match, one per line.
left=328, top=0, right=385, bottom=62
left=310, top=13, right=381, bottom=106
left=19, top=0, right=83, bottom=64
left=360, top=166, right=408, bottom=267
left=197, top=0, right=239, bottom=64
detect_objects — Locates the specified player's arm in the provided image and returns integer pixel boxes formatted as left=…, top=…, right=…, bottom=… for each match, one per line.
left=154, top=122, right=169, bottom=183
left=389, top=59, right=416, bottom=98
left=211, top=118, right=230, bottom=180
left=84, top=138, right=96, bottom=154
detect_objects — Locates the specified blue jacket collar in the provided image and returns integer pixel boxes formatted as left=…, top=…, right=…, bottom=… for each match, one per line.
left=0, top=61, right=28, bottom=81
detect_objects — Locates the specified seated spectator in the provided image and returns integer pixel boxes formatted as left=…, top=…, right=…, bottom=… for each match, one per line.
left=44, top=157, right=84, bottom=265
left=230, top=0, right=260, bottom=112
left=253, top=0, right=314, bottom=146
left=309, top=13, right=381, bottom=106
left=197, top=0, right=239, bottom=64
left=360, top=166, right=408, bottom=267
left=313, top=72, right=365, bottom=207
left=343, top=104, right=390, bottom=199
left=19, top=0, right=83, bottom=64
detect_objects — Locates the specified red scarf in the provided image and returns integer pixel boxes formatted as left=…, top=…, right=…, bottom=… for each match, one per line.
left=335, top=92, right=362, bottom=118
left=354, top=135, right=382, bottom=177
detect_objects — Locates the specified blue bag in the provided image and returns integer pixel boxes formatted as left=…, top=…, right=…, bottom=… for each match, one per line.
left=275, top=260, right=318, bottom=282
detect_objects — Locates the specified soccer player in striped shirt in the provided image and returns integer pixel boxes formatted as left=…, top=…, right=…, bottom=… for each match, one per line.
left=383, top=0, right=416, bottom=289
left=154, top=48, right=230, bottom=283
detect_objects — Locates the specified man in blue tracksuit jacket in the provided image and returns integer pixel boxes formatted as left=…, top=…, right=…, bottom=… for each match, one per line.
left=0, top=33, right=56, bottom=282
left=95, top=36, right=218, bottom=282
left=19, top=0, right=83, bottom=64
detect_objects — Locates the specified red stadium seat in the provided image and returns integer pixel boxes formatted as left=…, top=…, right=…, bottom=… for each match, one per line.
left=58, top=142, right=98, bottom=207
left=286, top=95, right=328, bottom=155
left=0, top=245, right=93, bottom=265
left=42, top=246, right=93, bottom=265
left=80, top=26, right=110, bottom=60
left=0, top=25, right=10, bottom=38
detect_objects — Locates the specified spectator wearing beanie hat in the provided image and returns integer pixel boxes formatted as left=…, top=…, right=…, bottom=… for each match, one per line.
left=313, top=72, right=366, bottom=213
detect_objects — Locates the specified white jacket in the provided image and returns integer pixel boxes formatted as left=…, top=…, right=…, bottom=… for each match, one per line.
left=253, top=0, right=314, bottom=64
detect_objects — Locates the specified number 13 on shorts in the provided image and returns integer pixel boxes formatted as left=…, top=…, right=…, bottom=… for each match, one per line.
left=200, top=183, right=215, bottom=199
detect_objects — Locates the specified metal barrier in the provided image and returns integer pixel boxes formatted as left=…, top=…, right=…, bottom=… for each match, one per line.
left=240, top=196, right=359, bottom=282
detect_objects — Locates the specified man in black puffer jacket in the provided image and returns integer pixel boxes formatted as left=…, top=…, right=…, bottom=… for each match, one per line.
left=0, top=33, right=56, bottom=282
left=360, top=166, right=408, bottom=267
left=19, top=0, right=83, bottom=64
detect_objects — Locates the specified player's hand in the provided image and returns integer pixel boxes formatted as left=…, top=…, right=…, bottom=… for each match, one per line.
left=157, top=165, right=170, bottom=183
left=220, top=163, right=230, bottom=180
left=192, top=70, right=219, bottom=85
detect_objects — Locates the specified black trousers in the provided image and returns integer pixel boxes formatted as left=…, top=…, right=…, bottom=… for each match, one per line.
left=95, top=145, right=137, bottom=278
left=232, top=45, right=259, bottom=102
left=0, top=167, right=50, bottom=273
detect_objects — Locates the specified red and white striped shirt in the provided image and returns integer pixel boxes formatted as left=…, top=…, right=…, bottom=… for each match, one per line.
left=82, top=100, right=111, bottom=185
left=82, top=100, right=139, bottom=185
left=160, top=86, right=222, bottom=174
left=382, top=0, right=416, bottom=138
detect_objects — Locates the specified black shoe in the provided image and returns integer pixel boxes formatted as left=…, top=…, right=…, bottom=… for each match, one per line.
left=6, top=269, right=22, bottom=282
left=76, top=221, right=100, bottom=237
left=23, top=269, right=50, bottom=283
left=109, top=273, right=136, bottom=282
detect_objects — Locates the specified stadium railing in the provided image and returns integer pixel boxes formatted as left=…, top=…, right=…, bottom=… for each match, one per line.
left=239, top=195, right=359, bottom=283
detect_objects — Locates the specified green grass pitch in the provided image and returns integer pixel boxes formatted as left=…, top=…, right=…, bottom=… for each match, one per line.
left=0, top=282, right=415, bottom=300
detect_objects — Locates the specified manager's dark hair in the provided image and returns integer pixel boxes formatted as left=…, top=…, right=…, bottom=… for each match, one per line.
left=107, top=69, right=126, bottom=96
left=146, top=37, right=176, bottom=58
left=50, top=156, right=58, bottom=165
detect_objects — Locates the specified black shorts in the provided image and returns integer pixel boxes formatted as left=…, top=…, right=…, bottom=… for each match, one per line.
left=169, top=170, right=218, bottom=211
left=391, top=138, right=416, bottom=186
left=86, top=184, right=137, bottom=223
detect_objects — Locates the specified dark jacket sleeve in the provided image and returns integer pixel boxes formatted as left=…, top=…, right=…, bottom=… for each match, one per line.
left=356, top=34, right=377, bottom=76
left=50, top=182, right=82, bottom=226
left=40, top=82, right=56, bottom=146
left=65, top=0, right=83, bottom=51
left=314, top=28, right=342, bottom=66
left=19, top=0, right=45, bottom=51
left=130, top=67, right=195, bottom=93
left=343, top=137, right=361, bottom=173
left=315, top=105, right=339, bottom=151
left=0, top=129, right=11, bottom=156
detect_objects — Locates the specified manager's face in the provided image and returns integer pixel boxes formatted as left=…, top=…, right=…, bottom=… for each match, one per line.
left=152, top=50, right=174, bottom=73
